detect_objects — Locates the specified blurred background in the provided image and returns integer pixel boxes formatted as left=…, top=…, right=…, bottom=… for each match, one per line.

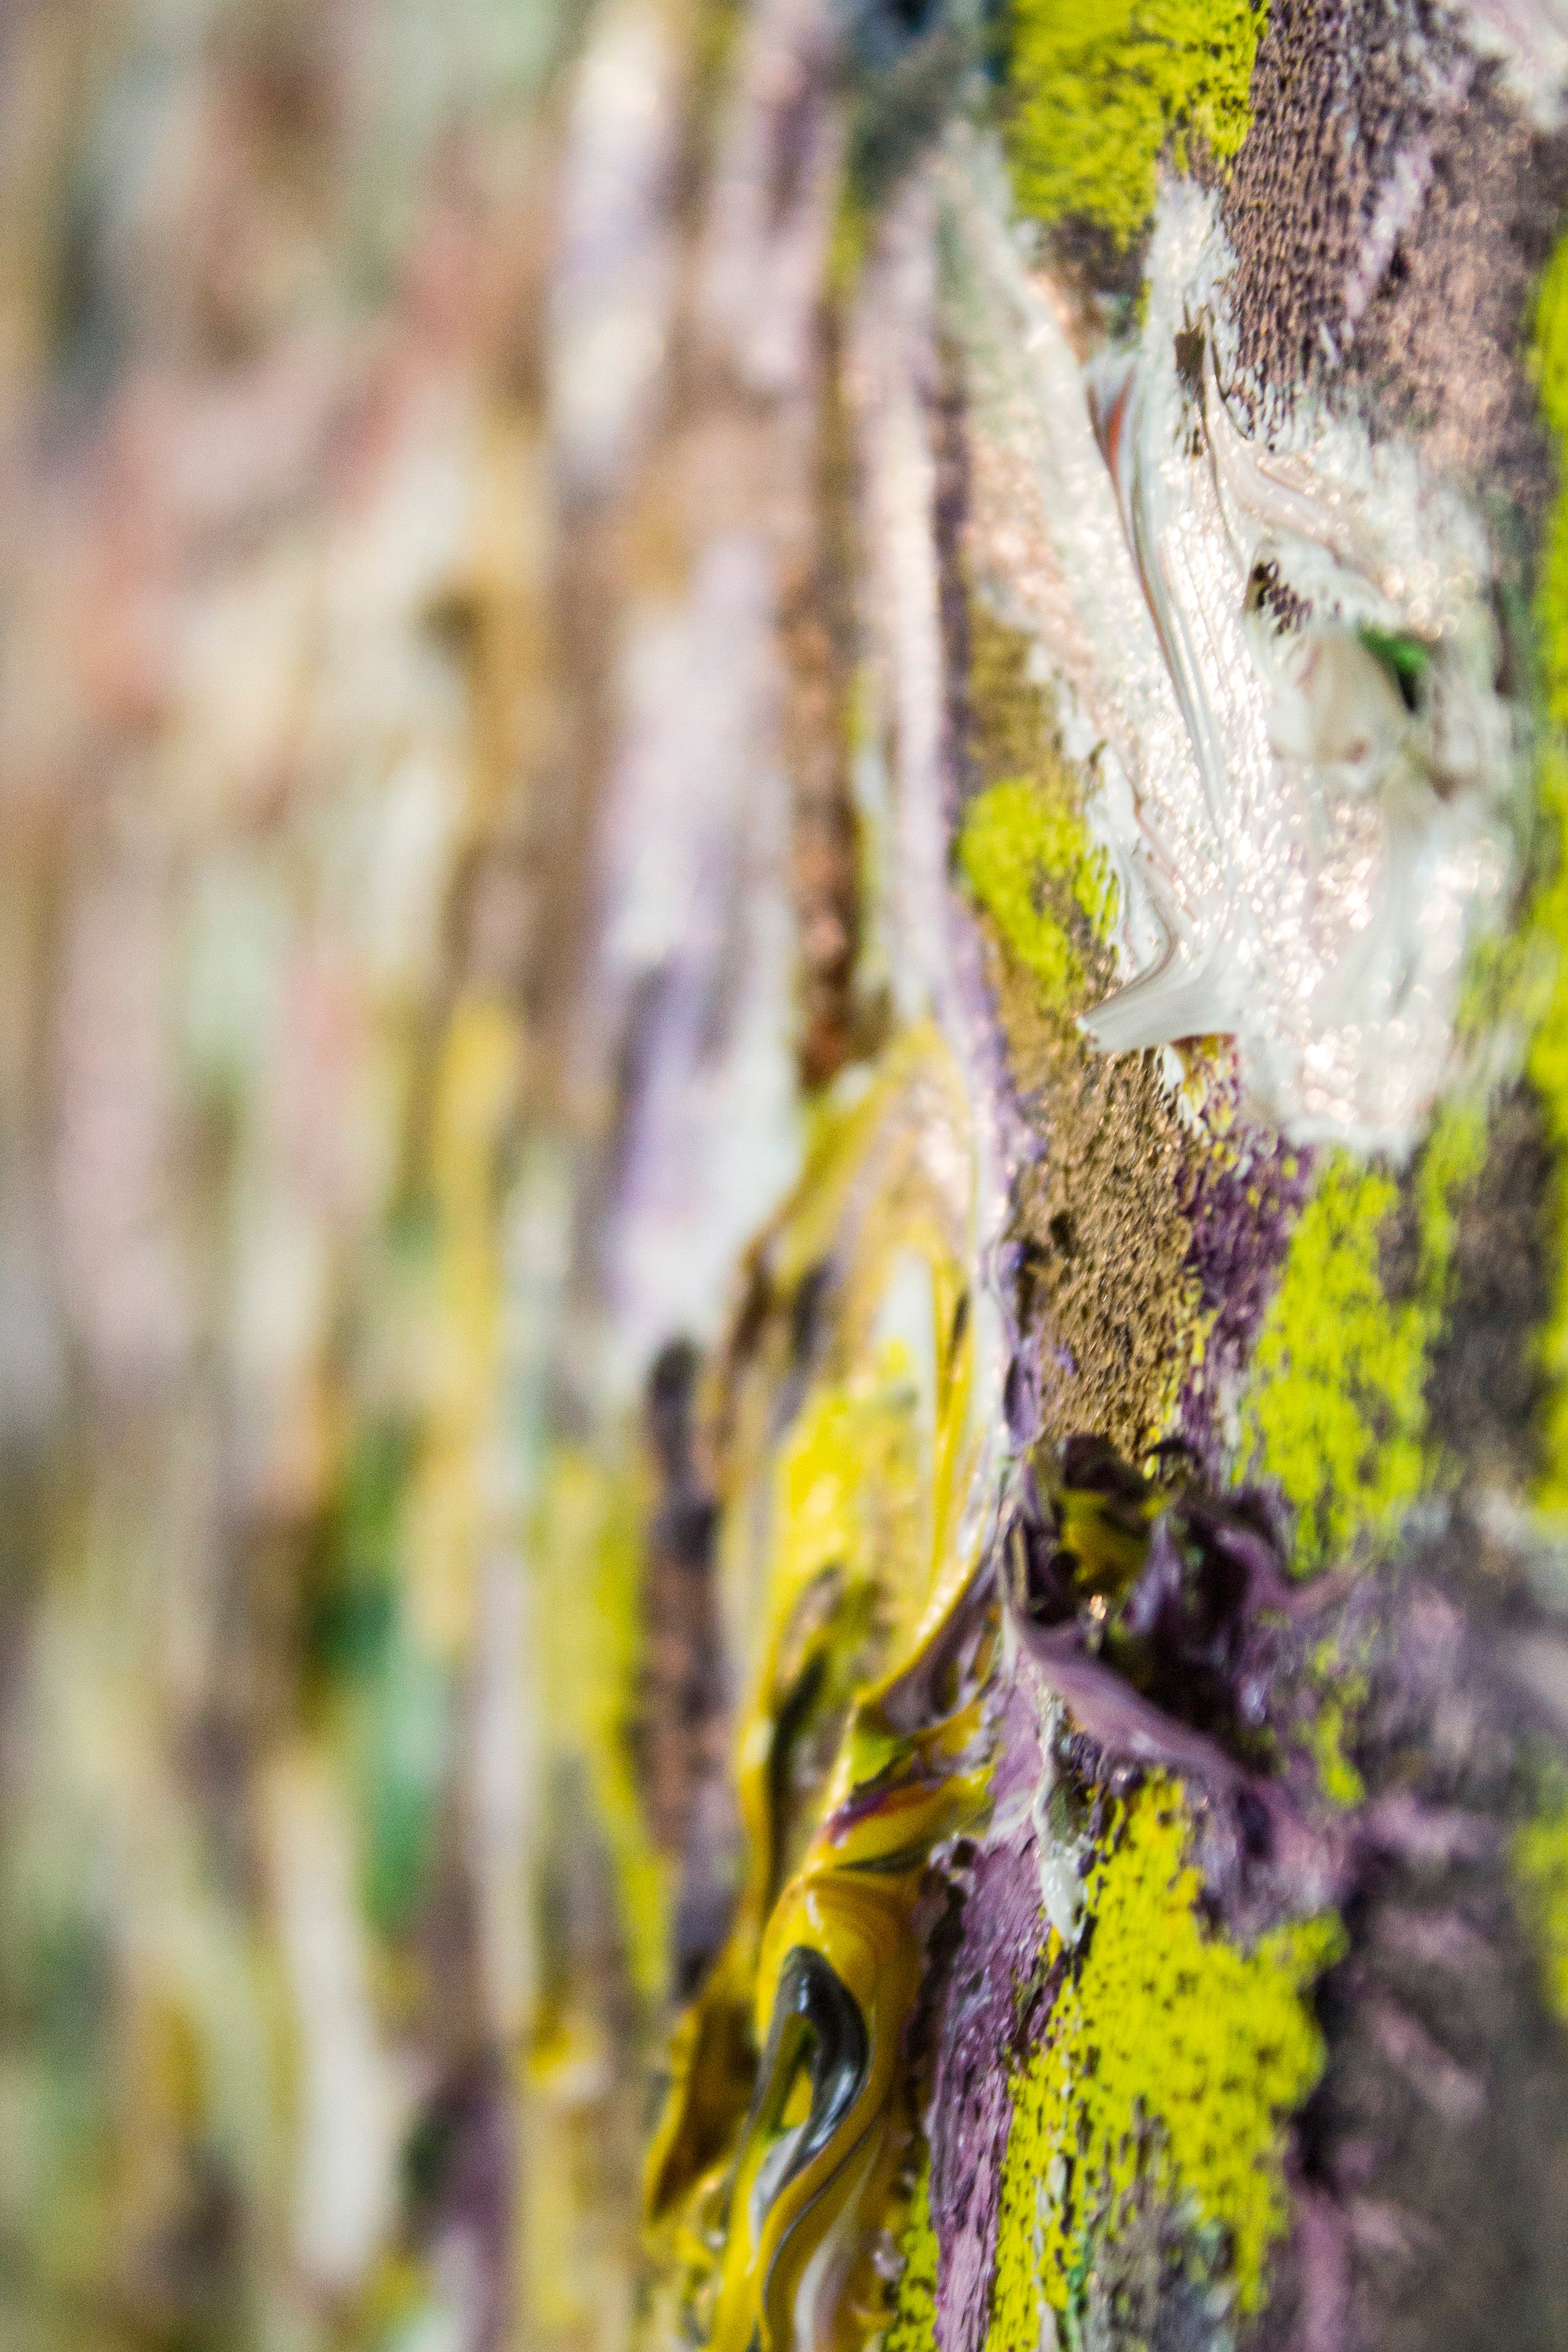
left=0, top=3, right=811, bottom=2345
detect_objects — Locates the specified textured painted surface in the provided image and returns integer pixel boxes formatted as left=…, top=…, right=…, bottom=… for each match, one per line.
left=640, top=1026, right=992, bottom=2352
left=959, top=778, right=1116, bottom=1006
left=4, top=3, right=1568, bottom=2351
left=987, top=1777, right=1337, bottom=2339
left=1515, top=1784, right=1568, bottom=2026
left=1526, top=236, right=1568, bottom=1520
left=1237, top=1133, right=1474, bottom=1573
left=1006, top=0, right=1266, bottom=247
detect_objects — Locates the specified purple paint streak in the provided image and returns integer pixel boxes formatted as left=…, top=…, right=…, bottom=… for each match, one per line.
left=1177, top=1125, right=1313, bottom=1471
left=927, top=1675, right=1052, bottom=2352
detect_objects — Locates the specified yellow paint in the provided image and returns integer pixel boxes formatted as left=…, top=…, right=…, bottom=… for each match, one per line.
left=405, top=992, right=523, bottom=1659
left=641, top=1024, right=991, bottom=2352
left=707, top=1724, right=989, bottom=2352
left=532, top=1445, right=671, bottom=2015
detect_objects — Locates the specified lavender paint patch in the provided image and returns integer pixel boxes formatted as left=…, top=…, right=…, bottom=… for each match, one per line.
left=1178, top=1125, right=1314, bottom=1470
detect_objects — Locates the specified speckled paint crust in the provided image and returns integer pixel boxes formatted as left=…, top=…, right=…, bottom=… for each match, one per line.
left=987, top=1776, right=1338, bottom=2342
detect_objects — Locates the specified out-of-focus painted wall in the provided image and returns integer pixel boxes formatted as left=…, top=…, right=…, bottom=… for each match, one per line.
left=0, top=7, right=672, bottom=2345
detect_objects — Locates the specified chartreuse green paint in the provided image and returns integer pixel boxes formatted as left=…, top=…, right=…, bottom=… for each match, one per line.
left=958, top=596, right=1120, bottom=1007
left=1514, top=1781, right=1568, bottom=2027
left=1239, top=1156, right=1425, bottom=1576
left=958, top=778, right=1117, bottom=1005
left=1306, top=1690, right=1367, bottom=1811
left=1506, top=236, right=1568, bottom=2037
left=1525, top=238, right=1568, bottom=1516
left=884, top=2149, right=940, bottom=2352
left=1238, top=1104, right=1485, bottom=1576
left=987, top=1777, right=1340, bottom=2345
left=1005, top=0, right=1267, bottom=249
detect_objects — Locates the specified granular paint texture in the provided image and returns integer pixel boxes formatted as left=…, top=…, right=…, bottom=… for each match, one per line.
left=986, top=1776, right=1340, bottom=2341
left=1239, top=1112, right=1485, bottom=1572
left=1007, top=0, right=1267, bottom=249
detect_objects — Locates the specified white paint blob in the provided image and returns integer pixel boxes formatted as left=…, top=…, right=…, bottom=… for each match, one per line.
left=942, top=141, right=1518, bottom=1155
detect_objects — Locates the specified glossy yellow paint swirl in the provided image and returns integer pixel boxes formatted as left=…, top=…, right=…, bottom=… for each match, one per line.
left=641, top=1025, right=995, bottom=2352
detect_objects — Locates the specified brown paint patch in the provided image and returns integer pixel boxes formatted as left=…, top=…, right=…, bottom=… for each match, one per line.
left=785, top=289, right=891, bottom=1092
left=963, top=597, right=1200, bottom=1460
left=993, top=937, right=1197, bottom=1461
left=1225, top=0, right=1566, bottom=522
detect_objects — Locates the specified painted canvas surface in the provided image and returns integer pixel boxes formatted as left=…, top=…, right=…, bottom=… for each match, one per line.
left=1, top=4, right=1567, bottom=2350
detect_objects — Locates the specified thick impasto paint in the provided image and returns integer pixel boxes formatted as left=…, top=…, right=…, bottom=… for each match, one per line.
left=3, top=4, right=1568, bottom=2351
